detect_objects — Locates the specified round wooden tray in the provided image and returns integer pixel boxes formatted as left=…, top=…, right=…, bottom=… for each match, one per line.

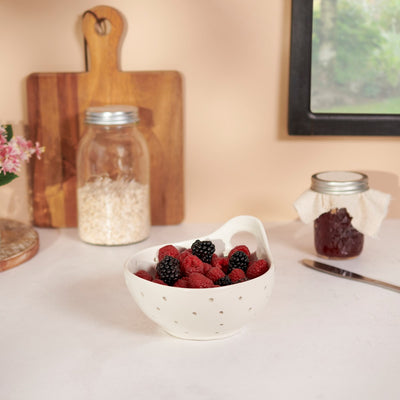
left=0, top=218, right=39, bottom=272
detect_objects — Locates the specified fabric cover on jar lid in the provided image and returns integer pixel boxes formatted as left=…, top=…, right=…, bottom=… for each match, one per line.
left=294, top=170, right=390, bottom=237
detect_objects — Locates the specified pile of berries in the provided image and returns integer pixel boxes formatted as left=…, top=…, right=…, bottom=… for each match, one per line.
left=135, top=240, right=270, bottom=288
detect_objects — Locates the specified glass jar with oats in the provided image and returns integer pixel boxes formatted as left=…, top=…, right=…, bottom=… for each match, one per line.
left=77, top=105, right=150, bottom=245
left=294, top=171, right=390, bottom=259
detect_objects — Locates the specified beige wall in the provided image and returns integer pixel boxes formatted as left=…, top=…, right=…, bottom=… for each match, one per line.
left=1, top=0, right=399, bottom=224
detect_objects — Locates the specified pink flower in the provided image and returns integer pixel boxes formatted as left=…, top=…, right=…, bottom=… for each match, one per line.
left=0, top=125, right=45, bottom=181
left=0, top=143, right=21, bottom=174
left=12, top=137, right=31, bottom=161
left=10, top=137, right=45, bottom=161
left=34, top=142, right=45, bottom=159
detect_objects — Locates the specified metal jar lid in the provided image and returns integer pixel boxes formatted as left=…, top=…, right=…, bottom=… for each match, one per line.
left=85, top=105, right=139, bottom=125
left=311, top=171, right=369, bottom=195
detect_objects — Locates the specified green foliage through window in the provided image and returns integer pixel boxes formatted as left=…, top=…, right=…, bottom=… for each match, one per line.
left=312, top=0, right=400, bottom=112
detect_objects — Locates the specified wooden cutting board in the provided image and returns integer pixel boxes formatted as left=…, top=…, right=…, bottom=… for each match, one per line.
left=27, top=5, right=184, bottom=227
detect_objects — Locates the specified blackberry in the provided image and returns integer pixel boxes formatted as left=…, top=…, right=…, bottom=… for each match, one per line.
left=215, top=276, right=232, bottom=286
left=228, top=250, right=249, bottom=273
left=156, top=255, right=181, bottom=285
left=191, top=239, right=215, bottom=263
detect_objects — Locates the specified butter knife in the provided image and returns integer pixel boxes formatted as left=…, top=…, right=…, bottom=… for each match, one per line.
left=302, top=259, right=400, bottom=293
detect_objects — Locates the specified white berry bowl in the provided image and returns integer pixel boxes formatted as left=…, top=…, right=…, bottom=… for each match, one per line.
left=124, top=215, right=275, bottom=340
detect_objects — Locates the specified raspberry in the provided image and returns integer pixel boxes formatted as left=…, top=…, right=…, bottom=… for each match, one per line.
left=206, top=266, right=226, bottom=282
left=188, top=272, right=215, bottom=288
left=228, top=268, right=247, bottom=283
left=211, top=253, right=220, bottom=267
left=228, top=250, right=249, bottom=273
left=156, top=255, right=181, bottom=285
left=178, top=249, right=192, bottom=263
left=228, top=245, right=250, bottom=259
left=246, top=259, right=270, bottom=279
left=215, top=276, right=232, bottom=286
left=216, top=257, right=230, bottom=273
left=203, top=263, right=212, bottom=274
left=191, top=240, right=215, bottom=263
left=153, top=278, right=167, bottom=285
left=211, top=254, right=228, bottom=268
left=181, top=254, right=204, bottom=276
left=158, top=245, right=180, bottom=261
left=174, top=277, right=190, bottom=288
left=135, top=270, right=153, bottom=281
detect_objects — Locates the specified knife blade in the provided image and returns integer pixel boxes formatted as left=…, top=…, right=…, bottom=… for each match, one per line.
left=302, top=259, right=400, bottom=293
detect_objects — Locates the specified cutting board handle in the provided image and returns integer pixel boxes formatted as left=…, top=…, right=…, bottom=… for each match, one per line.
left=82, top=6, right=124, bottom=73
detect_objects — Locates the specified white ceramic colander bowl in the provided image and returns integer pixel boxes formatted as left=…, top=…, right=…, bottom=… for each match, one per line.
left=124, top=215, right=275, bottom=340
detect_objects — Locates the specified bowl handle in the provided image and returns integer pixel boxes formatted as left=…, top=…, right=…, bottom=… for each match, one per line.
left=210, top=215, right=272, bottom=259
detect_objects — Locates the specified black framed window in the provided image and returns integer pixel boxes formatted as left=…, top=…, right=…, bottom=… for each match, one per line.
left=288, top=0, right=400, bottom=136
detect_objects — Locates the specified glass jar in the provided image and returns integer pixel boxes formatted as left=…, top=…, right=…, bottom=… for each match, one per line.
left=77, top=105, right=150, bottom=245
left=311, top=171, right=368, bottom=259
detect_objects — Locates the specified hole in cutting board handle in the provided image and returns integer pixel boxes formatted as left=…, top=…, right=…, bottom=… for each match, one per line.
left=82, top=10, right=111, bottom=36
left=94, top=19, right=111, bottom=36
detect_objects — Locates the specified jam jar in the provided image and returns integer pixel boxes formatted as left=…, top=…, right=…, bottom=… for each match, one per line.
left=76, top=105, right=150, bottom=245
left=311, top=171, right=368, bottom=259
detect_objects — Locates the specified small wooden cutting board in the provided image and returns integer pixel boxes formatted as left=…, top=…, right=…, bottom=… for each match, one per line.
left=0, top=219, right=39, bottom=272
left=27, top=6, right=184, bottom=227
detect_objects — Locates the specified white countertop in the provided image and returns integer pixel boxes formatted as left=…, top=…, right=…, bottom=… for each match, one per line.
left=1, top=219, right=400, bottom=400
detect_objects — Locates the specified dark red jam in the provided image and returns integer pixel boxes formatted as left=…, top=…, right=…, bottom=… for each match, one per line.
left=314, top=208, right=364, bottom=259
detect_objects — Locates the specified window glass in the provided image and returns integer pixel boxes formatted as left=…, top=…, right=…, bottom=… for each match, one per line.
left=311, top=0, right=400, bottom=114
